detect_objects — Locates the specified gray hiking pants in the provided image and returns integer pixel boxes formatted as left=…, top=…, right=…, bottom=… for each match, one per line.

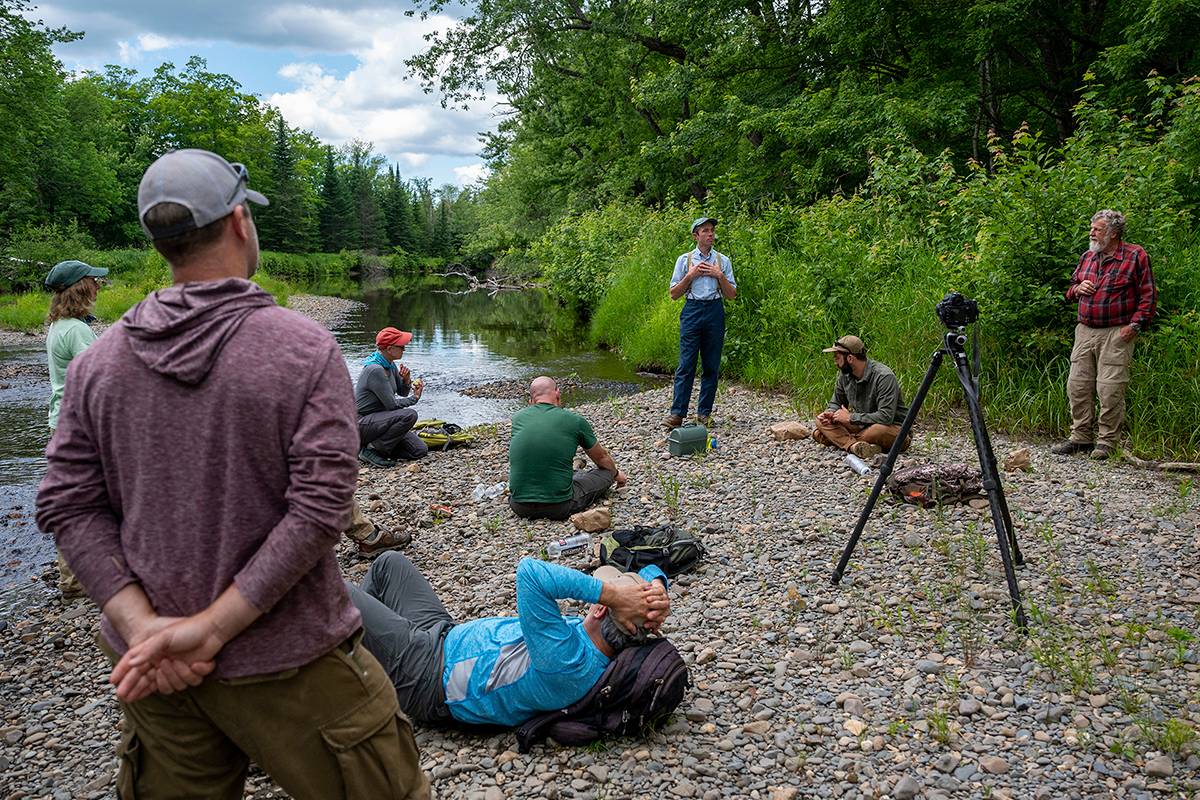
left=508, top=468, right=616, bottom=521
left=346, top=552, right=455, bottom=724
left=358, top=408, right=429, bottom=461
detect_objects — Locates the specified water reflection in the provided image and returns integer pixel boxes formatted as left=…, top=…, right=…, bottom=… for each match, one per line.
left=337, top=286, right=655, bottom=425
left=0, top=285, right=655, bottom=590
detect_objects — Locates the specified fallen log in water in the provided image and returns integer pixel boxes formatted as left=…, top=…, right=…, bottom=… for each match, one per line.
left=432, top=269, right=540, bottom=296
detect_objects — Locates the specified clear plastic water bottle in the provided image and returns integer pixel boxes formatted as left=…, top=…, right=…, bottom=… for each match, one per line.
left=845, top=453, right=871, bottom=475
left=471, top=481, right=508, bottom=502
left=546, top=533, right=590, bottom=559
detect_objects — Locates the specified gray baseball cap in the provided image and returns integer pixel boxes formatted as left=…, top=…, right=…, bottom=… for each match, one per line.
left=691, top=216, right=718, bottom=233
left=138, top=149, right=268, bottom=240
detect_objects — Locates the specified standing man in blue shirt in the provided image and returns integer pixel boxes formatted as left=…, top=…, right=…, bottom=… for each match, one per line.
left=665, top=216, right=737, bottom=430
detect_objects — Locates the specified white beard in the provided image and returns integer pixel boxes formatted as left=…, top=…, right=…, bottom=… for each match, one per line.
left=1088, top=238, right=1103, bottom=253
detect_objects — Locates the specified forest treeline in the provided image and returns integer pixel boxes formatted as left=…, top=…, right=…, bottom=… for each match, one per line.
left=0, top=0, right=481, bottom=294
left=410, top=0, right=1200, bottom=256
left=408, top=0, right=1200, bottom=456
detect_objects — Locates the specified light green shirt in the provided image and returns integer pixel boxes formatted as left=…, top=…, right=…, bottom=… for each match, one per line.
left=47, top=317, right=96, bottom=429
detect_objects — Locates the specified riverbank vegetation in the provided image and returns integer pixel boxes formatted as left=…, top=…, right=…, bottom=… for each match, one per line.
left=414, top=0, right=1200, bottom=457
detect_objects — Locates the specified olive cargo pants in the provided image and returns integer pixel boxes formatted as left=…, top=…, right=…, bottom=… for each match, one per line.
left=105, top=633, right=430, bottom=800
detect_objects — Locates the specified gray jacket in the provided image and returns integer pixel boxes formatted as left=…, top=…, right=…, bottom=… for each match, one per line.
left=355, top=362, right=417, bottom=417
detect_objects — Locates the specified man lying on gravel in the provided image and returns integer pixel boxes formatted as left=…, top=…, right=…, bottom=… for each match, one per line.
left=347, top=552, right=670, bottom=728
left=508, top=376, right=628, bottom=520
left=356, top=326, right=429, bottom=467
left=814, top=334, right=910, bottom=460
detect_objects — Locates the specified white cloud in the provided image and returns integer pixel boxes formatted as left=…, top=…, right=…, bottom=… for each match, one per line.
left=27, top=1, right=501, bottom=183
left=138, top=33, right=171, bottom=51
left=453, top=163, right=488, bottom=185
left=269, top=12, right=500, bottom=168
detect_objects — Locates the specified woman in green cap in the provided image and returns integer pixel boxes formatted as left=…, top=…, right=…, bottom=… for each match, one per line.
left=43, top=259, right=107, bottom=597
left=44, top=259, right=108, bottom=431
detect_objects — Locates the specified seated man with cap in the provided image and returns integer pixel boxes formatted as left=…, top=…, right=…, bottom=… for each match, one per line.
left=346, top=552, right=670, bottom=728
left=814, top=335, right=910, bottom=459
left=355, top=326, right=428, bottom=467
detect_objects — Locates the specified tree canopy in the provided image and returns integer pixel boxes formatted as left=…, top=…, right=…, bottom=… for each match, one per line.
left=408, top=0, right=1200, bottom=251
left=0, top=0, right=478, bottom=264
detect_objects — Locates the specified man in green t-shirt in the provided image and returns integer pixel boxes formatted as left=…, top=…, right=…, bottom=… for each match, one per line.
left=508, top=376, right=627, bottom=520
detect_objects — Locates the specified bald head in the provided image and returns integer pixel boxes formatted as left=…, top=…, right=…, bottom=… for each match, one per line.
left=529, top=376, right=559, bottom=404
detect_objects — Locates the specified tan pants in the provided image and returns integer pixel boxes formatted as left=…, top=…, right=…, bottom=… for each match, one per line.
left=105, top=633, right=430, bottom=800
left=55, top=551, right=84, bottom=597
left=813, top=418, right=908, bottom=452
left=344, top=499, right=375, bottom=543
left=1067, top=323, right=1135, bottom=449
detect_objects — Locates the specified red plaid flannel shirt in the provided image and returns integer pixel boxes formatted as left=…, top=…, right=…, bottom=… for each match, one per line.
left=1066, top=242, right=1156, bottom=329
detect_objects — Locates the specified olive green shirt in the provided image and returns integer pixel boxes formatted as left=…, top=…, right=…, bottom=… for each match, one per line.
left=508, top=403, right=598, bottom=503
left=825, top=359, right=908, bottom=426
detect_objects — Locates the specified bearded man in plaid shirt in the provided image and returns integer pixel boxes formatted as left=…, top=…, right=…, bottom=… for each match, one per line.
left=1051, top=210, right=1156, bottom=459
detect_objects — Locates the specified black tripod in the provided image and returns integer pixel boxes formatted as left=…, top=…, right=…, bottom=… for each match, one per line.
left=830, top=326, right=1028, bottom=631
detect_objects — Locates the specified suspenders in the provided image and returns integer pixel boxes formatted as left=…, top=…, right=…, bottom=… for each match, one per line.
left=686, top=251, right=722, bottom=300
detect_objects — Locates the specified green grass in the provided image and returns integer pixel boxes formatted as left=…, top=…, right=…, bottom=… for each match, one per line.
left=0, top=249, right=364, bottom=331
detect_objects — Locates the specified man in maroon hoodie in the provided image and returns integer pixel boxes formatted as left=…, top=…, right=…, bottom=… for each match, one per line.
left=36, top=149, right=429, bottom=799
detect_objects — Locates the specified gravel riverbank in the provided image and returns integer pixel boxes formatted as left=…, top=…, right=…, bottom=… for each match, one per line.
left=3, top=352, right=1198, bottom=797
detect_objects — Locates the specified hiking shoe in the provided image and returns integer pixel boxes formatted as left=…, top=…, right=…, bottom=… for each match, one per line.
left=663, top=414, right=683, bottom=431
left=695, top=415, right=711, bottom=427
left=1090, top=444, right=1115, bottom=460
left=1050, top=440, right=1092, bottom=456
left=358, top=447, right=397, bottom=468
left=357, top=526, right=412, bottom=555
left=849, top=441, right=881, bottom=460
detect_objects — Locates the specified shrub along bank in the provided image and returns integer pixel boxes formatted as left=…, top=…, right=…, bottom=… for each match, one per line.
left=534, top=82, right=1200, bottom=459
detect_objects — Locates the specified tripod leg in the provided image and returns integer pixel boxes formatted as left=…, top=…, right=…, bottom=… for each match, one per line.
left=832, top=349, right=945, bottom=585
left=952, top=357, right=1023, bottom=565
left=953, top=356, right=1028, bottom=631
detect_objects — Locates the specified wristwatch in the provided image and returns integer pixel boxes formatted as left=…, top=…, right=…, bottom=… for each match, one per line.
left=1130, top=321, right=1143, bottom=333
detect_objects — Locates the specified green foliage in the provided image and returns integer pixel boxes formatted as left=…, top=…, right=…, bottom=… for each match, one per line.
left=534, top=82, right=1200, bottom=458
left=0, top=11, right=484, bottom=264
left=414, top=0, right=1200, bottom=241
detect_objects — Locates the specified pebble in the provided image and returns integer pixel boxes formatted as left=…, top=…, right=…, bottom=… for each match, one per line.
left=980, top=756, right=1010, bottom=774
left=1143, top=755, right=1173, bottom=778
left=893, top=776, right=920, bottom=800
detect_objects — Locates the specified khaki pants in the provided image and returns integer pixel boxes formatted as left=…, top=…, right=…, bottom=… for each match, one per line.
left=1067, top=323, right=1135, bottom=449
left=813, top=418, right=908, bottom=453
left=344, top=499, right=375, bottom=544
left=105, top=633, right=430, bottom=800
left=55, top=551, right=84, bottom=597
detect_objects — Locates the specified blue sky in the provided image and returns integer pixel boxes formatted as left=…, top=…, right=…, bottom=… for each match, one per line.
left=25, top=1, right=496, bottom=187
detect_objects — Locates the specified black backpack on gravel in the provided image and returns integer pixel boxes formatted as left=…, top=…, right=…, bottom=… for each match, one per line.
left=514, top=638, right=689, bottom=753
left=599, top=526, right=705, bottom=576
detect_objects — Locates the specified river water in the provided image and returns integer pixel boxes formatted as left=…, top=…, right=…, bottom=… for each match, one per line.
left=0, top=285, right=659, bottom=594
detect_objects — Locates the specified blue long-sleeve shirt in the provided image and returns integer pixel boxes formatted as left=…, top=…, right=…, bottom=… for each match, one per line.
left=441, top=558, right=667, bottom=727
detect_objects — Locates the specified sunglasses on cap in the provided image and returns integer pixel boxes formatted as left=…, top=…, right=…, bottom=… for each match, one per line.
left=225, top=163, right=249, bottom=205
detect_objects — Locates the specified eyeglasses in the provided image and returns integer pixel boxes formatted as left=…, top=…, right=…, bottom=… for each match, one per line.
left=226, top=163, right=248, bottom=204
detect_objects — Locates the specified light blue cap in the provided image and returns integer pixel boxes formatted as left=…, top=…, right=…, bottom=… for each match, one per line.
left=690, top=216, right=717, bottom=233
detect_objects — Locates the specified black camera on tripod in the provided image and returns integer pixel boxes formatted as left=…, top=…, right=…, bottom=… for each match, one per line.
left=935, top=291, right=979, bottom=329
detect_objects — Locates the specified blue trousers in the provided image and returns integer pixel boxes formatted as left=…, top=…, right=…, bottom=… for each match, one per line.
left=671, top=299, right=725, bottom=418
